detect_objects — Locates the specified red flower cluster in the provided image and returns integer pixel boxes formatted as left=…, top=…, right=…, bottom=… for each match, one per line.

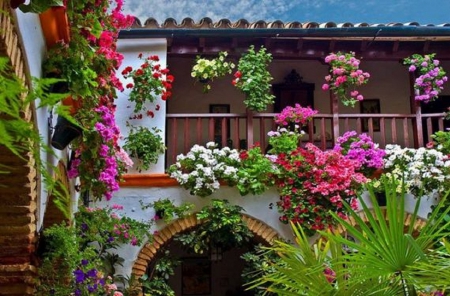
left=275, top=143, right=366, bottom=235
left=232, top=71, right=242, bottom=86
left=122, top=54, right=174, bottom=114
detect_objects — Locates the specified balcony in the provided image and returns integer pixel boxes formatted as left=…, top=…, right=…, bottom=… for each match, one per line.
left=166, top=111, right=447, bottom=167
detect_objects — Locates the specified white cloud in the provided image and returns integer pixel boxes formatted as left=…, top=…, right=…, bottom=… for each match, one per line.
left=122, top=0, right=450, bottom=26
left=123, top=0, right=299, bottom=24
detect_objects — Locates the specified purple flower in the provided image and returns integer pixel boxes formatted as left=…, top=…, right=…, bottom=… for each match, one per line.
left=81, top=259, right=89, bottom=266
left=86, top=268, right=97, bottom=278
left=73, top=269, right=85, bottom=284
left=74, top=289, right=81, bottom=296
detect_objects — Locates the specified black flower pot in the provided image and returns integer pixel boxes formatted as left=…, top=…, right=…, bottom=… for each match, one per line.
left=155, top=209, right=165, bottom=220
left=51, top=116, right=82, bottom=150
left=375, top=192, right=387, bottom=207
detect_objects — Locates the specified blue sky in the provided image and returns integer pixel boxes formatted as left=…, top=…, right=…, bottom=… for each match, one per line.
left=123, top=0, right=450, bottom=25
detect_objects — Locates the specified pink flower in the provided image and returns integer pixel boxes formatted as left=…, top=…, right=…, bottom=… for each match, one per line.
left=322, top=83, right=329, bottom=90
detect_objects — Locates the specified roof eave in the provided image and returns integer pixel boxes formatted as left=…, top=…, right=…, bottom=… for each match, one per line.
left=119, top=26, right=450, bottom=41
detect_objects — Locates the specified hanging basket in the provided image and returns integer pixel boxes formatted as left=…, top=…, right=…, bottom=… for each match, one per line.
left=51, top=116, right=82, bottom=150
left=38, top=6, right=70, bottom=48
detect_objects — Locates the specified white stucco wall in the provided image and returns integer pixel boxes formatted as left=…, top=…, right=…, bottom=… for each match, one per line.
left=13, top=10, right=70, bottom=231
left=116, top=38, right=168, bottom=174
left=96, top=185, right=293, bottom=278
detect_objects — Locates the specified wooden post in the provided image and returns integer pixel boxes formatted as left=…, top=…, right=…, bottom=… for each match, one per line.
left=246, top=109, right=253, bottom=149
left=409, top=72, right=423, bottom=148
left=330, top=92, right=339, bottom=143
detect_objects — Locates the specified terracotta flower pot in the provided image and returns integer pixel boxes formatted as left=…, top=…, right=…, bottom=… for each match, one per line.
left=39, top=6, right=70, bottom=48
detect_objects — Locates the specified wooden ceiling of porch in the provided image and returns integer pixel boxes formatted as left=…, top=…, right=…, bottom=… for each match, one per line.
left=166, top=37, right=450, bottom=61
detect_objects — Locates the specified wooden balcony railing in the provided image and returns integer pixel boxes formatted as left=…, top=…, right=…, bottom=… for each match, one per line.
left=165, top=112, right=446, bottom=167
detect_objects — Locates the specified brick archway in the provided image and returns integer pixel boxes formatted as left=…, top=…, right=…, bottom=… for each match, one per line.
left=131, top=213, right=281, bottom=278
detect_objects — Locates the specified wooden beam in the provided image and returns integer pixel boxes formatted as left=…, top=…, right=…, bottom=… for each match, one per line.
left=392, top=41, right=400, bottom=52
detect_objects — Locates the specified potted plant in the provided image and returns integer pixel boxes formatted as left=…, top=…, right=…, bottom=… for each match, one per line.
left=232, top=45, right=275, bottom=112
left=41, top=0, right=136, bottom=202
left=322, top=51, right=370, bottom=107
left=167, top=142, right=241, bottom=197
left=144, top=198, right=194, bottom=223
left=191, top=51, right=235, bottom=93
left=122, top=54, right=174, bottom=114
left=383, top=144, right=450, bottom=199
left=236, top=145, right=276, bottom=196
left=333, top=130, right=386, bottom=178
left=403, top=53, right=448, bottom=103
left=274, top=143, right=366, bottom=236
left=123, top=125, right=166, bottom=172
left=175, top=199, right=253, bottom=254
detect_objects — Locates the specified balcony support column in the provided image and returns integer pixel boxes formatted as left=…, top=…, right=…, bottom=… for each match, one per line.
left=330, top=92, right=340, bottom=143
left=246, top=109, right=253, bottom=149
left=409, top=72, right=424, bottom=148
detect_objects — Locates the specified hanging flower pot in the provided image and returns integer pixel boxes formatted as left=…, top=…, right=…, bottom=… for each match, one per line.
left=61, top=96, right=82, bottom=115
left=38, top=6, right=70, bottom=48
left=51, top=116, right=82, bottom=150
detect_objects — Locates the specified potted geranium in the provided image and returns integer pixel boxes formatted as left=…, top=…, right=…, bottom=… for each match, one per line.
left=233, top=46, right=275, bottom=112
left=123, top=125, right=166, bottom=172
left=383, top=144, right=450, bottom=199
left=167, top=142, right=241, bottom=197
left=191, top=51, right=235, bottom=93
left=333, top=130, right=385, bottom=178
left=403, top=53, right=448, bottom=103
left=122, top=54, right=174, bottom=113
left=322, top=51, right=370, bottom=107
left=274, top=143, right=367, bottom=236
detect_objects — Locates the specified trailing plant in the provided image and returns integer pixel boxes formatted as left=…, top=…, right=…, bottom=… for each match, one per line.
left=123, top=125, right=166, bottom=172
left=141, top=198, right=194, bottom=223
left=175, top=199, right=253, bottom=254
left=140, top=250, right=179, bottom=296
left=191, top=51, right=235, bottom=93
left=167, top=142, right=241, bottom=197
left=42, top=0, right=135, bottom=202
left=233, top=45, right=275, bottom=112
left=322, top=51, right=370, bottom=107
left=403, top=53, right=448, bottom=103
left=37, top=205, right=151, bottom=295
left=122, top=54, right=174, bottom=114
left=237, top=145, right=276, bottom=196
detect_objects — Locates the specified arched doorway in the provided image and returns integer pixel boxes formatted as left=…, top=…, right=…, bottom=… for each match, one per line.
left=132, top=214, right=281, bottom=295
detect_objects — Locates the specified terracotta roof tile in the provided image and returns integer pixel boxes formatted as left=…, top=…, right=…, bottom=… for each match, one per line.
left=133, top=17, right=450, bottom=29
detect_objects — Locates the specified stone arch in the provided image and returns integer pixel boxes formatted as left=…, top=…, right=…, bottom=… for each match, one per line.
left=42, top=161, right=71, bottom=229
left=131, top=213, right=281, bottom=278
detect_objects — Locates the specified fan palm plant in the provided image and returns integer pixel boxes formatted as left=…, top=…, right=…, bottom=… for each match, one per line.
left=249, top=176, right=450, bottom=295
